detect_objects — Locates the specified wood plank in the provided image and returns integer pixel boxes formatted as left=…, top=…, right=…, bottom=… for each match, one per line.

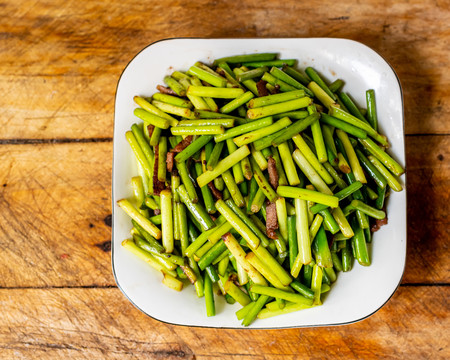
left=0, top=142, right=113, bottom=287
left=0, top=0, right=448, bottom=139
left=403, top=135, right=450, bottom=283
left=0, top=286, right=448, bottom=359
left=0, top=135, right=447, bottom=287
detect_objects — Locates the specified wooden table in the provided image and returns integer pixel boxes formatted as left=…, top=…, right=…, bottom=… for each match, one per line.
left=1, top=0, right=448, bottom=358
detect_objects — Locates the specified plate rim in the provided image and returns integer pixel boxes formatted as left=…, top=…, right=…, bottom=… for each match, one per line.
left=111, top=37, right=407, bottom=329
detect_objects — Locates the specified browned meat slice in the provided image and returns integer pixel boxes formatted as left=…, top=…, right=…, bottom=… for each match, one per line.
left=146, top=124, right=155, bottom=138
left=256, top=80, right=269, bottom=97
left=371, top=216, right=388, bottom=232
left=207, top=182, right=223, bottom=200
left=267, top=156, right=279, bottom=190
left=156, top=85, right=178, bottom=96
left=172, top=135, right=193, bottom=153
left=266, top=201, right=278, bottom=240
left=166, top=151, right=175, bottom=173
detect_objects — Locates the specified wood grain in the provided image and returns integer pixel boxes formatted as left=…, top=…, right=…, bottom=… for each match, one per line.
left=0, top=142, right=113, bottom=287
left=0, top=0, right=448, bottom=358
left=0, top=286, right=448, bottom=359
left=0, top=136, right=447, bottom=287
left=404, top=135, right=450, bottom=283
left=0, top=0, right=448, bottom=139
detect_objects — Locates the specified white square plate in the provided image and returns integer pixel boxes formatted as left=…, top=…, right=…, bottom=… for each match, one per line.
left=112, top=38, right=406, bottom=328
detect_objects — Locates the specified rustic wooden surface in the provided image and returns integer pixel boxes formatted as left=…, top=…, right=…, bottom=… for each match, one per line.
left=0, top=0, right=449, bottom=359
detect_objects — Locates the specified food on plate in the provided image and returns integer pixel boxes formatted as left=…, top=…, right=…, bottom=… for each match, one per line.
left=117, top=53, right=405, bottom=326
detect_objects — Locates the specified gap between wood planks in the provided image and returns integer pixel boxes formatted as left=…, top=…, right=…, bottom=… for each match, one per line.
left=0, top=138, right=113, bottom=144
left=0, top=133, right=448, bottom=146
left=0, top=283, right=448, bottom=290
